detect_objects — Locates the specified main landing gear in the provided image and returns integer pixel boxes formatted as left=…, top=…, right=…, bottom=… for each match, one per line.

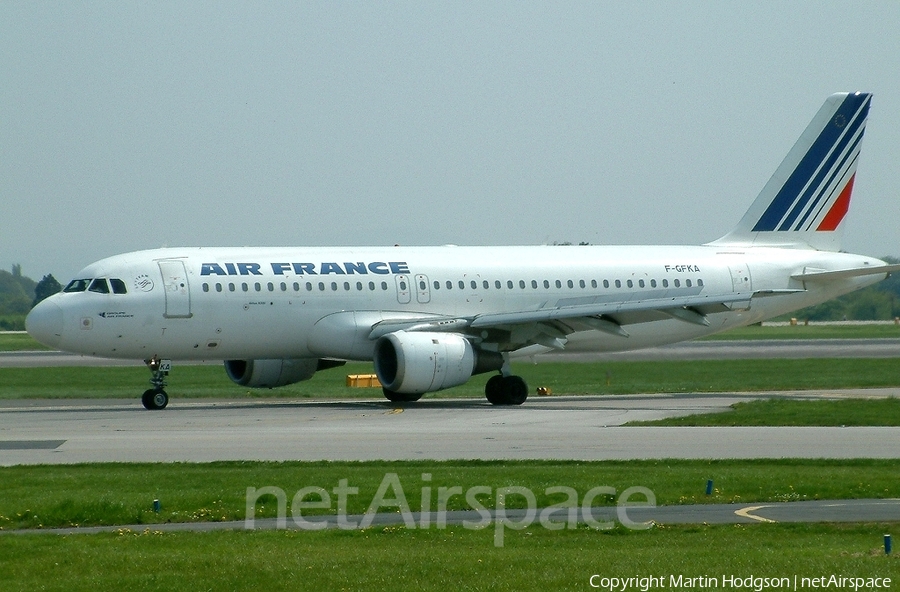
left=142, top=356, right=170, bottom=410
left=485, top=374, right=528, bottom=406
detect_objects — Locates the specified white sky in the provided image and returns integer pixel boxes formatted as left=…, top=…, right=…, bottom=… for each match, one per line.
left=3, top=2, right=899, bottom=281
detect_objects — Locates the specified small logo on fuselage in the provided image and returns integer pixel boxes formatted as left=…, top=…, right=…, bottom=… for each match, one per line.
left=134, top=274, right=154, bottom=292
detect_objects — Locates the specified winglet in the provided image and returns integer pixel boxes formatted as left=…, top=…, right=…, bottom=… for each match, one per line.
left=711, top=92, right=872, bottom=251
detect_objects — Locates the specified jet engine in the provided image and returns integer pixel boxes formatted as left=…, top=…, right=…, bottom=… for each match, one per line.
left=373, top=331, right=503, bottom=394
left=225, top=358, right=345, bottom=388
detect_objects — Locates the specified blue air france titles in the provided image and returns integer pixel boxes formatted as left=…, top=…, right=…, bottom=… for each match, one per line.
left=200, top=261, right=411, bottom=277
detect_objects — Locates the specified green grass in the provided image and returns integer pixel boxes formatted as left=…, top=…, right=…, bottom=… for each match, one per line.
left=1, top=460, right=898, bottom=531
left=0, top=332, right=51, bottom=351
left=630, top=397, right=900, bottom=426
left=2, top=357, right=900, bottom=400
left=0, top=523, right=896, bottom=592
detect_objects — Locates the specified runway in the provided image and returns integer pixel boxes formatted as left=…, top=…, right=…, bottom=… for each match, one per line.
left=2, top=393, right=899, bottom=465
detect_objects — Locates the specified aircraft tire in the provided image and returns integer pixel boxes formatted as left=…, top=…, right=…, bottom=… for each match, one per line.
left=486, top=375, right=528, bottom=405
left=142, top=388, right=169, bottom=410
left=382, top=389, right=423, bottom=403
left=500, top=376, right=528, bottom=405
left=485, top=375, right=505, bottom=405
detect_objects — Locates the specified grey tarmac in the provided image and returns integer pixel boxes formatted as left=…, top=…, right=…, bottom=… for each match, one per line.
left=2, top=392, right=899, bottom=465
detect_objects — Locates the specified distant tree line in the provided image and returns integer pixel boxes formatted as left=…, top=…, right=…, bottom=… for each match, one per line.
left=0, top=265, right=61, bottom=330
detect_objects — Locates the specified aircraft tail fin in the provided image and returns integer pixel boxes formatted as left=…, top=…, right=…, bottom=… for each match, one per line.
left=711, top=92, right=871, bottom=252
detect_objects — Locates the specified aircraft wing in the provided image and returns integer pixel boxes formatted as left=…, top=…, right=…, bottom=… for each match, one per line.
left=367, top=289, right=800, bottom=349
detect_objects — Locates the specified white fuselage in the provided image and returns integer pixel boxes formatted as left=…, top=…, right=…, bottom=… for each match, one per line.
left=31, top=244, right=886, bottom=362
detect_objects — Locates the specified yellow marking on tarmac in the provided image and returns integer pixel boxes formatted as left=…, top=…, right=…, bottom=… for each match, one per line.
left=387, top=408, right=404, bottom=415
left=734, top=505, right=776, bottom=523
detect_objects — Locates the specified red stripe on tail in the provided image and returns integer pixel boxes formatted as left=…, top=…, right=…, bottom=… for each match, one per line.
left=816, top=174, right=855, bottom=231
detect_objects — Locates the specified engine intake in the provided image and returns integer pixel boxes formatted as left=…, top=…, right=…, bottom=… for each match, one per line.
left=374, top=331, right=503, bottom=394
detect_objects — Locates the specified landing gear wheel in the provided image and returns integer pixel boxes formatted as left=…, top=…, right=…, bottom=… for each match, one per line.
left=142, top=388, right=169, bottom=410
left=382, top=389, right=423, bottom=403
left=485, top=375, right=505, bottom=405
left=485, top=375, right=528, bottom=406
left=500, top=376, right=528, bottom=405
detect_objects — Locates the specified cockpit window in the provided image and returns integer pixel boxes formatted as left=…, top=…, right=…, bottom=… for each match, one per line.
left=110, top=278, right=128, bottom=294
left=63, top=279, right=91, bottom=293
left=88, top=278, right=110, bottom=294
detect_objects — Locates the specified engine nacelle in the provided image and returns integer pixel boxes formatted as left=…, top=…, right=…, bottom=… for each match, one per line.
left=374, top=331, right=503, bottom=394
left=225, top=358, right=320, bottom=388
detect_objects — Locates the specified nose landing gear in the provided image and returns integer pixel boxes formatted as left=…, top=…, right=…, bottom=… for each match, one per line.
left=142, top=356, right=171, bottom=410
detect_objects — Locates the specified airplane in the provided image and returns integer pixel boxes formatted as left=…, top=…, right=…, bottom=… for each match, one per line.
left=26, top=92, right=899, bottom=410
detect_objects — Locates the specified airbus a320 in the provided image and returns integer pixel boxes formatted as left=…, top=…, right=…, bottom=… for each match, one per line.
left=26, top=92, right=897, bottom=409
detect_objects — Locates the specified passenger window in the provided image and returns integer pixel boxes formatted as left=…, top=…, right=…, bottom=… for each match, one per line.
left=531, top=280, right=538, bottom=289
left=216, top=283, right=223, bottom=293
left=603, top=280, right=609, bottom=288
left=507, top=280, right=513, bottom=289
left=483, top=280, right=489, bottom=290
left=650, top=279, right=657, bottom=288
left=294, top=282, right=301, bottom=291
left=662, top=279, right=668, bottom=288
left=381, top=281, right=388, bottom=290
left=459, top=281, right=465, bottom=290
left=255, top=283, right=262, bottom=292
left=519, top=280, right=526, bottom=289
left=369, top=281, right=376, bottom=291
left=555, top=280, right=562, bottom=289
left=579, top=280, right=586, bottom=288
left=434, top=281, right=440, bottom=290
left=268, top=282, right=275, bottom=292
left=615, top=280, right=621, bottom=288
left=307, top=282, right=314, bottom=291
left=243, top=283, right=249, bottom=292
left=110, top=279, right=128, bottom=294
left=544, top=280, right=550, bottom=289
left=343, top=282, right=350, bottom=291
left=591, top=280, right=597, bottom=288
left=686, top=279, right=692, bottom=287
left=674, top=279, right=681, bottom=287
left=400, top=281, right=407, bottom=290
left=282, top=282, right=289, bottom=291
left=471, top=281, right=477, bottom=290
left=202, top=283, right=210, bottom=293
left=638, top=279, right=645, bottom=288
left=626, top=280, right=633, bottom=288
left=331, top=282, right=338, bottom=291
left=698, top=279, right=704, bottom=287
left=89, top=279, right=110, bottom=294
left=357, top=282, right=363, bottom=291
left=495, top=280, right=501, bottom=289
left=229, top=283, right=236, bottom=292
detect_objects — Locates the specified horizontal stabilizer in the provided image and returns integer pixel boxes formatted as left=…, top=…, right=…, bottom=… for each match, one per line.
left=791, top=264, right=900, bottom=282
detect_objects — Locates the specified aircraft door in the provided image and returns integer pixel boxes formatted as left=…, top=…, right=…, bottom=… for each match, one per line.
left=395, top=274, right=412, bottom=304
left=158, top=259, right=193, bottom=318
left=729, top=265, right=753, bottom=293
left=415, top=274, right=431, bottom=304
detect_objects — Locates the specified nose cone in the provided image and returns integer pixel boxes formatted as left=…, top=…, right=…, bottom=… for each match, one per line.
left=26, top=298, right=64, bottom=349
